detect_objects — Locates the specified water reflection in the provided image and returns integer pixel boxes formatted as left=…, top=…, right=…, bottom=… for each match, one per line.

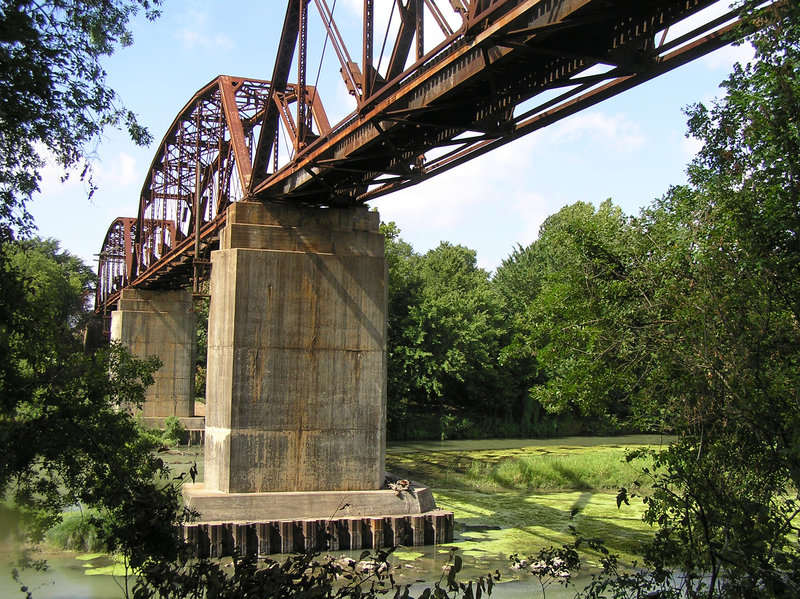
left=0, top=554, right=129, bottom=599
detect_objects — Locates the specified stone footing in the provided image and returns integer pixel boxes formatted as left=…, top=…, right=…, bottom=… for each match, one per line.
left=184, top=482, right=438, bottom=521
left=183, top=511, right=454, bottom=557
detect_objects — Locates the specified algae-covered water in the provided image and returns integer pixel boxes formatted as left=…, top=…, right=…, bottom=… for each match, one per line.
left=2, top=435, right=668, bottom=598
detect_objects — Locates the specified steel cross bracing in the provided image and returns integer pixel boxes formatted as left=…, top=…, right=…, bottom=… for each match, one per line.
left=97, top=0, right=742, bottom=311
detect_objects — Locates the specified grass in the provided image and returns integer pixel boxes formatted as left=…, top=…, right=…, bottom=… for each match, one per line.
left=44, top=509, right=105, bottom=553
left=386, top=443, right=657, bottom=493
left=384, top=437, right=667, bottom=568
left=482, top=448, right=653, bottom=490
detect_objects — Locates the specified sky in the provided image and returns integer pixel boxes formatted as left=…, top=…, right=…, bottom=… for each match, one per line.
left=29, top=0, right=754, bottom=274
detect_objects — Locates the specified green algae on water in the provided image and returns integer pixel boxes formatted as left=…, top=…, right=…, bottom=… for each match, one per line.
left=434, top=489, right=652, bottom=569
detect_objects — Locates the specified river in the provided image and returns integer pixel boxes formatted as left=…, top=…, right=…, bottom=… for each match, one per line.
left=2, top=435, right=666, bottom=598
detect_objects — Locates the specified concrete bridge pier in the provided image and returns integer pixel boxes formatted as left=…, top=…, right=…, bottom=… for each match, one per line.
left=184, top=201, right=452, bottom=552
left=110, top=288, right=196, bottom=421
left=203, top=200, right=387, bottom=493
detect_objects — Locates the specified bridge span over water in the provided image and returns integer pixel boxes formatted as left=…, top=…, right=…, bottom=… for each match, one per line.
left=96, top=0, right=739, bottom=311
left=97, top=0, right=743, bottom=555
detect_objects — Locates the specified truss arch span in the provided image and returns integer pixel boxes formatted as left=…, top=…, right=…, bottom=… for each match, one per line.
left=97, top=75, right=331, bottom=307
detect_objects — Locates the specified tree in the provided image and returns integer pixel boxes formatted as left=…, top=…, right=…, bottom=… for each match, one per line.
left=0, top=238, right=172, bottom=563
left=408, top=242, right=506, bottom=418
left=382, top=225, right=511, bottom=437
left=538, top=2, right=800, bottom=595
left=0, top=0, right=161, bottom=234
left=624, top=2, right=800, bottom=595
left=382, top=222, right=423, bottom=433
left=502, top=201, right=656, bottom=429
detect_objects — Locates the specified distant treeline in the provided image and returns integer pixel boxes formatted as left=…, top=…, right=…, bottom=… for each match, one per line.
left=382, top=201, right=644, bottom=440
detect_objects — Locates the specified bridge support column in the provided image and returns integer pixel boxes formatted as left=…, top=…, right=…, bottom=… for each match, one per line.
left=203, top=201, right=387, bottom=494
left=110, top=288, right=196, bottom=419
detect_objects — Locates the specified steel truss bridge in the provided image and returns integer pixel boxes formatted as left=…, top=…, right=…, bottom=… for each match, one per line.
left=96, top=0, right=742, bottom=312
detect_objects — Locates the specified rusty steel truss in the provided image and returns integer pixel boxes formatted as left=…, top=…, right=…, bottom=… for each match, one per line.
left=97, top=0, right=742, bottom=310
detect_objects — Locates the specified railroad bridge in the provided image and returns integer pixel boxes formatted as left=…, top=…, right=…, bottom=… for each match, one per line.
left=95, top=0, right=740, bottom=554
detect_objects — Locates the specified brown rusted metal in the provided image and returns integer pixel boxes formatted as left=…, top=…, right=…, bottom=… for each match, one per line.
left=97, top=76, right=330, bottom=307
left=249, top=0, right=302, bottom=193
left=97, top=0, right=744, bottom=313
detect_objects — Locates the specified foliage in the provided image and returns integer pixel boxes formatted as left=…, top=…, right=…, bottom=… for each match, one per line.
left=496, top=1, right=800, bottom=596
left=162, top=415, right=187, bottom=445
left=138, top=414, right=189, bottom=447
left=382, top=224, right=514, bottom=437
left=45, top=508, right=105, bottom=552
left=0, top=0, right=162, bottom=233
left=499, top=201, right=656, bottom=426
left=193, top=295, right=209, bottom=400
left=129, top=547, right=496, bottom=599
left=512, top=543, right=580, bottom=599
left=624, top=2, right=800, bottom=595
left=0, top=236, right=179, bottom=591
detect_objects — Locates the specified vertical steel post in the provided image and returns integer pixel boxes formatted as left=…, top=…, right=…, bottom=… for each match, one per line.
left=415, top=0, right=423, bottom=61
left=297, top=0, right=309, bottom=151
left=363, top=0, right=374, bottom=98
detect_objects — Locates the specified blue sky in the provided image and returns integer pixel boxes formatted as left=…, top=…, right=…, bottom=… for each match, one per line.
left=29, top=0, right=753, bottom=274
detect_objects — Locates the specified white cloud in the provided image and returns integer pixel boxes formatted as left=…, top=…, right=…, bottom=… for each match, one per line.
left=35, top=146, right=90, bottom=198
left=681, top=135, right=704, bottom=161
left=514, top=191, right=550, bottom=248
left=175, top=8, right=234, bottom=51
left=95, top=152, right=139, bottom=189
left=376, top=165, right=486, bottom=232
left=542, top=111, right=646, bottom=152
left=702, top=41, right=755, bottom=70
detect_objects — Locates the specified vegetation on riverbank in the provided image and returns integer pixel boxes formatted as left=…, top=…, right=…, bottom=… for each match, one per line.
left=387, top=441, right=660, bottom=493
left=44, top=510, right=105, bottom=553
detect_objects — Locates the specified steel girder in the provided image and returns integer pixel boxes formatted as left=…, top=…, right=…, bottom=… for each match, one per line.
left=248, top=0, right=739, bottom=206
left=97, top=75, right=329, bottom=308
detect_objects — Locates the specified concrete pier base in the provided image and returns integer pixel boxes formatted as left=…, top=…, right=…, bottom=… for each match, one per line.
left=183, top=481, right=438, bottom=521
left=110, top=288, right=195, bottom=418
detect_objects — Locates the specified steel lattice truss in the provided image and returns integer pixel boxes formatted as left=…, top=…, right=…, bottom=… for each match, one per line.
left=97, top=0, right=744, bottom=310
left=98, top=76, right=328, bottom=302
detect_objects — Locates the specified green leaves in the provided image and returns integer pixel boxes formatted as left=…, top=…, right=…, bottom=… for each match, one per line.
left=0, top=0, right=162, bottom=232
left=383, top=228, right=510, bottom=436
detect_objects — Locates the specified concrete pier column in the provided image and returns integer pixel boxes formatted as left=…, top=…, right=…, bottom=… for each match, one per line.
left=110, top=288, right=196, bottom=418
left=204, top=201, right=387, bottom=494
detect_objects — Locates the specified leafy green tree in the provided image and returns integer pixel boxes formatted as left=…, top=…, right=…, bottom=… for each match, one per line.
left=535, top=2, right=800, bottom=595
left=685, top=0, right=800, bottom=320
left=503, top=201, right=654, bottom=429
left=0, top=0, right=161, bottom=233
left=382, top=224, right=512, bottom=437
left=622, top=2, right=800, bottom=595
left=382, top=222, right=423, bottom=432
left=0, top=237, right=172, bottom=562
left=403, top=243, right=506, bottom=416
left=5, top=237, right=95, bottom=355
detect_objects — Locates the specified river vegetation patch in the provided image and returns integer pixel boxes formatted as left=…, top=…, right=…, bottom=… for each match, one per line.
left=385, top=440, right=660, bottom=493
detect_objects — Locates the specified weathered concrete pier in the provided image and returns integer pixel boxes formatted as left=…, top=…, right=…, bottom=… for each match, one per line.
left=110, top=288, right=200, bottom=429
left=179, top=201, right=452, bottom=553
left=110, top=201, right=453, bottom=553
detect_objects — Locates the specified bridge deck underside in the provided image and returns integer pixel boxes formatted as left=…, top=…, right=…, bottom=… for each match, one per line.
left=253, top=0, right=726, bottom=206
